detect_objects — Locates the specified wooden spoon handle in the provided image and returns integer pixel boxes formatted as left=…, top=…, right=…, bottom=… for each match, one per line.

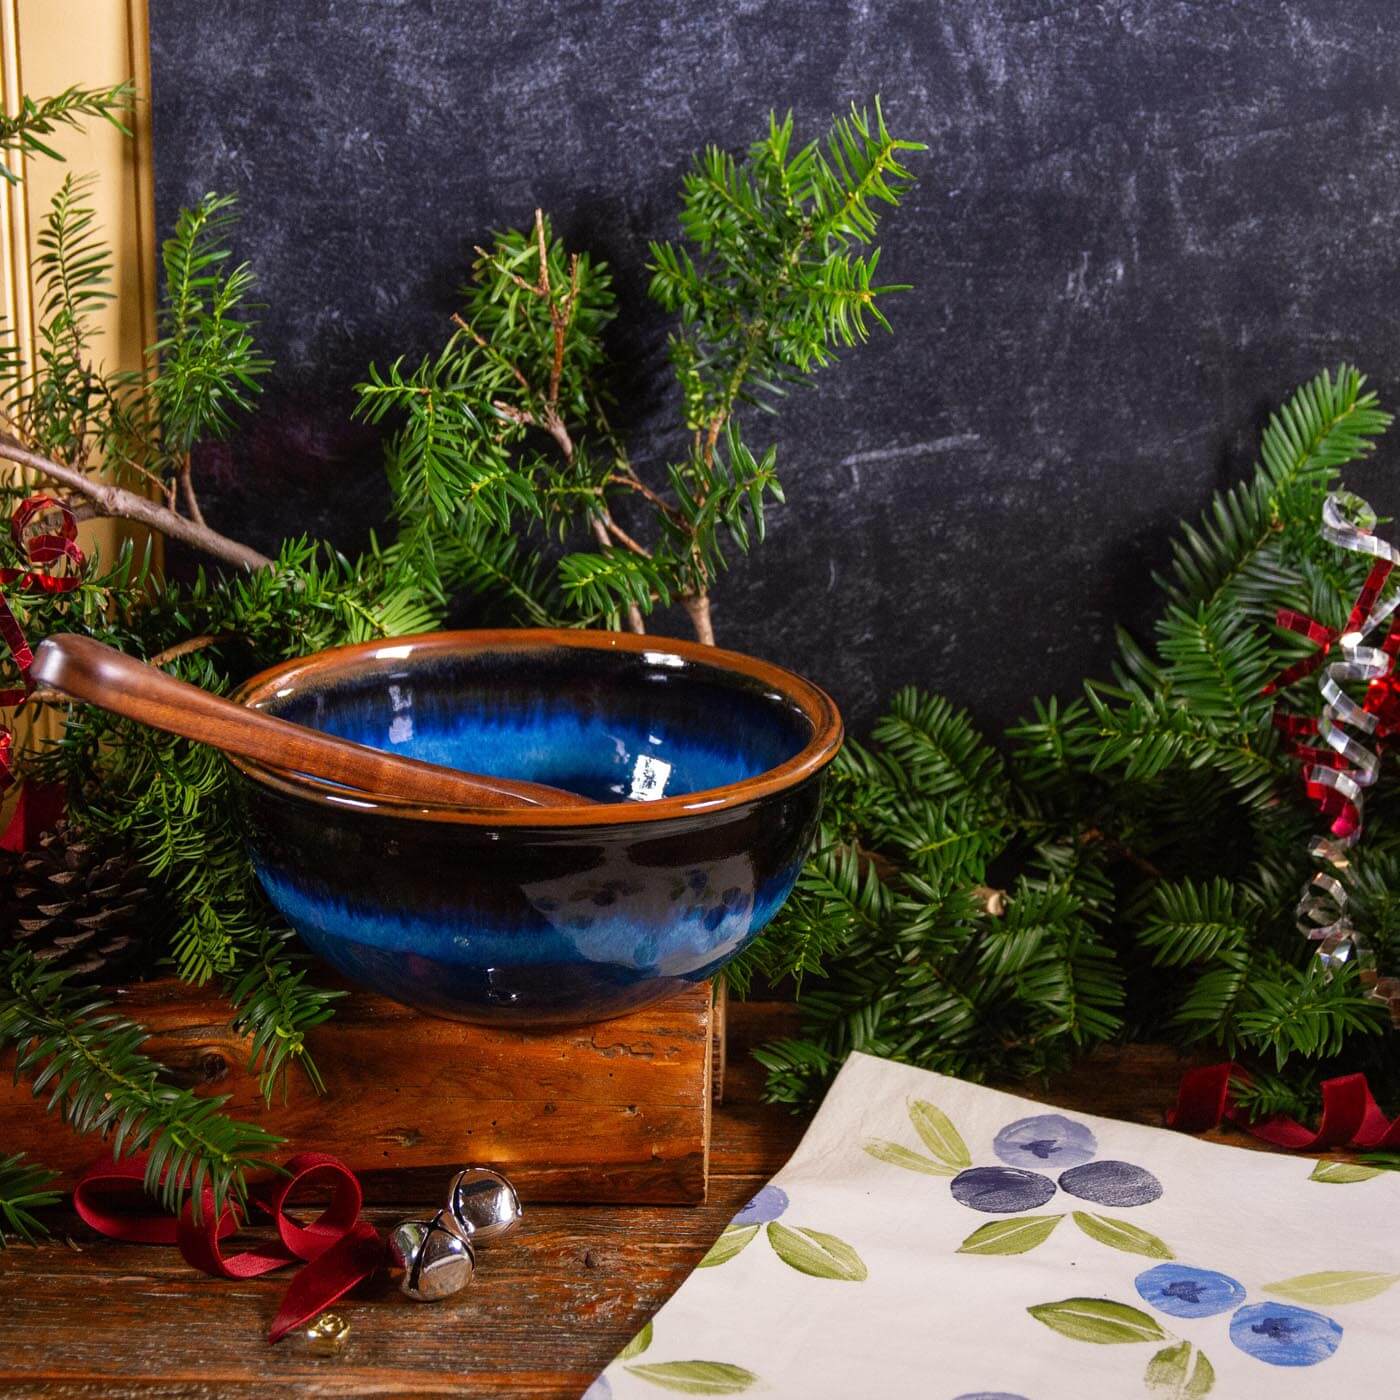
left=30, top=634, right=592, bottom=811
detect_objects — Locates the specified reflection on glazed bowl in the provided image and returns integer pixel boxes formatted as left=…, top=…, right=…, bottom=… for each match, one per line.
left=229, top=629, right=842, bottom=1024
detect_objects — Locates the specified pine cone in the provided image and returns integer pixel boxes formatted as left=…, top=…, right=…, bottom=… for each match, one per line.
left=0, top=820, right=153, bottom=983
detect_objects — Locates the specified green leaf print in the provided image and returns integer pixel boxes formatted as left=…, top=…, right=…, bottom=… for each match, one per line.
left=623, top=1361, right=758, bottom=1394
left=1310, top=1160, right=1384, bottom=1184
left=1071, top=1211, right=1175, bottom=1259
left=861, top=1138, right=957, bottom=1176
left=618, top=1319, right=654, bottom=1360
left=1145, top=1340, right=1214, bottom=1397
left=1027, top=1297, right=1169, bottom=1345
left=766, top=1222, right=868, bottom=1281
left=907, top=1099, right=972, bottom=1169
left=1263, top=1270, right=1400, bottom=1305
left=697, top=1224, right=759, bottom=1269
left=957, top=1213, right=1064, bottom=1256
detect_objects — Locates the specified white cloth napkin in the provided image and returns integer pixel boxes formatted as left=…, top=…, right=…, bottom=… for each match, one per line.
left=584, top=1050, right=1400, bottom=1399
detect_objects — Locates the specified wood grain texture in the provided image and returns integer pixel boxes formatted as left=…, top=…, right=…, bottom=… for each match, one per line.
left=0, top=977, right=715, bottom=1206
left=0, top=1005, right=1350, bottom=1399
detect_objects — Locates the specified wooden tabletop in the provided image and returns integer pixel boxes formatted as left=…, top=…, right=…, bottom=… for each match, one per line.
left=0, top=1003, right=1302, bottom=1399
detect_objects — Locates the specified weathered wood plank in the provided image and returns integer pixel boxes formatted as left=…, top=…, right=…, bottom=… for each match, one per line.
left=0, top=978, right=716, bottom=1205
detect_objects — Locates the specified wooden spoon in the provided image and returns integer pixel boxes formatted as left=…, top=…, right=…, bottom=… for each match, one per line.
left=30, top=634, right=594, bottom=811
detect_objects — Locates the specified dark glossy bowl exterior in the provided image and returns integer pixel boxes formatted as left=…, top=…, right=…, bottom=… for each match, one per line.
left=230, top=630, right=842, bottom=1025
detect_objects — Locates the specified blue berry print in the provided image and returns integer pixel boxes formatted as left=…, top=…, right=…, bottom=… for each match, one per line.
left=1228, top=1303, right=1342, bottom=1367
left=1058, top=1159, right=1162, bottom=1207
left=950, top=1166, right=1057, bottom=1213
left=993, top=1113, right=1097, bottom=1170
left=1135, top=1263, right=1246, bottom=1318
left=730, top=1184, right=789, bottom=1225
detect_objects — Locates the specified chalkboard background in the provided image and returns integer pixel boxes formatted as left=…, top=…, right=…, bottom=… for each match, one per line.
left=148, top=1, right=1400, bottom=734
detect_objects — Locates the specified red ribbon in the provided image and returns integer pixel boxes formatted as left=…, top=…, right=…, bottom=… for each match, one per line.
left=1168, top=1061, right=1400, bottom=1152
left=0, top=494, right=85, bottom=793
left=1262, top=557, right=1399, bottom=837
left=72, top=1152, right=383, bottom=1343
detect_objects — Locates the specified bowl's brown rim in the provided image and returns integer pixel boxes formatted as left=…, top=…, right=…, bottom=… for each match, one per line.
left=229, top=628, right=844, bottom=828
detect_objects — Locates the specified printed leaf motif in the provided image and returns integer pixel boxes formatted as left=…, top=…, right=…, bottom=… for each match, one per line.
left=1310, top=1160, right=1384, bottom=1184
left=619, top=1319, right=654, bottom=1360
left=697, top=1224, right=758, bottom=1268
left=862, top=1138, right=957, bottom=1176
left=766, top=1223, right=868, bottom=1281
left=1263, top=1270, right=1400, bottom=1305
left=624, top=1360, right=758, bottom=1394
left=1072, top=1211, right=1175, bottom=1259
left=908, top=1099, right=972, bottom=1169
left=1027, top=1297, right=1169, bottom=1345
left=1145, top=1341, right=1214, bottom=1398
left=958, top=1213, right=1064, bottom=1256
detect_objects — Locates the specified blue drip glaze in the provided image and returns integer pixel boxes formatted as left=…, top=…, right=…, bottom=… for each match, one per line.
left=253, top=857, right=799, bottom=976
left=239, top=644, right=827, bottom=1022
left=275, top=666, right=804, bottom=802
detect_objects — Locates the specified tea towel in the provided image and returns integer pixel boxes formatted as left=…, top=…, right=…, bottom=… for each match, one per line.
left=585, top=1051, right=1400, bottom=1398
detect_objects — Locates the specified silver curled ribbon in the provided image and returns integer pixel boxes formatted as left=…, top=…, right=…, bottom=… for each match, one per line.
left=1295, top=491, right=1400, bottom=1020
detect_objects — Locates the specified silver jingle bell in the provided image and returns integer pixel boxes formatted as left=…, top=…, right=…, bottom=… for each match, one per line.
left=388, top=1208, right=476, bottom=1301
left=446, top=1166, right=522, bottom=1245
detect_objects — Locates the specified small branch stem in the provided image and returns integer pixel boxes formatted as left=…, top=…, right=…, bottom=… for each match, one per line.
left=588, top=515, right=645, bottom=633
left=177, top=455, right=207, bottom=529
left=682, top=590, right=715, bottom=645
left=605, top=471, right=685, bottom=525
left=0, top=437, right=272, bottom=572
left=599, top=508, right=651, bottom=558
left=148, top=633, right=226, bottom=669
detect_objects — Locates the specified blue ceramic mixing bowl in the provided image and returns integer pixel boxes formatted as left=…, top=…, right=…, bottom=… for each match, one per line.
left=230, top=630, right=842, bottom=1024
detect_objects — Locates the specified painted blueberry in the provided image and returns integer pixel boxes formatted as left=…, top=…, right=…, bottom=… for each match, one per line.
left=1229, top=1303, right=1343, bottom=1367
left=950, top=1166, right=1057, bottom=1213
left=1058, top=1159, right=1162, bottom=1207
left=993, top=1113, right=1098, bottom=1169
left=1135, top=1263, right=1246, bottom=1318
left=731, top=1184, right=789, bottom=1225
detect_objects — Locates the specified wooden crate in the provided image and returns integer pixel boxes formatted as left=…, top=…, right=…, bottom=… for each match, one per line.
left=0, top=977, right=720, bottom=1204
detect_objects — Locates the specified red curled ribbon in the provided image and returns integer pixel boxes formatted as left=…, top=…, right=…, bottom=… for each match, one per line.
left=1262, top=556, right=1400, bottom=839
left=0, top=494, right=85, bottom=794
left=73, top=1152, right=383, bottom=1343
left=1168, top=1061, right=1400, bottom=1153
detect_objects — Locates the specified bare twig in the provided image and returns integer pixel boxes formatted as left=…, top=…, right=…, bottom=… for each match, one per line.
left=598, top=507, right=651, bottom=559
left=148, top=633, right=227, bottom=669
left=605, top=471, right=685, bottom=525
left=548, top=253, right=580, bottom=410
left=681, top=591, right=715, bottom=646
left=0, top=436, right=272, bottom=572
left=177, top=455, right=207, bottom=529
left=534, top=209, right=550, bottom=296
left=586, top=513, right=645, bottom=634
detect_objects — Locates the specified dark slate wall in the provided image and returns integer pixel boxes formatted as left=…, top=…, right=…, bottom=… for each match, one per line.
left=148, top=1, right=1400, bottom=733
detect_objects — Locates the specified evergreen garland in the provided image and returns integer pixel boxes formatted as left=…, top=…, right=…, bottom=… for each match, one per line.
left=748, top=366, right=1400, bottom=1117
left=354, top=102, right=924, bottom=643
left=0, top=1151, right=60, bottom=1245
left=0, top=949, right=281, bottom=1214
left=0, top=92, right=923, bottom=1241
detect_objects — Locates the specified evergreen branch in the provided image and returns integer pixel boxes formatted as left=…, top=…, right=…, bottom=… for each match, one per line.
left=0, top=949, right=281, bottom=1216
left=1161, top=366, right=1391, bottom=611
left=0, top=1152, right=61, bottom=1248
left=226, top=931, right=343, bottom=1101
left=0, top=82, right=134, bottom=184
left=153, top=193, right=271, bottom=452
